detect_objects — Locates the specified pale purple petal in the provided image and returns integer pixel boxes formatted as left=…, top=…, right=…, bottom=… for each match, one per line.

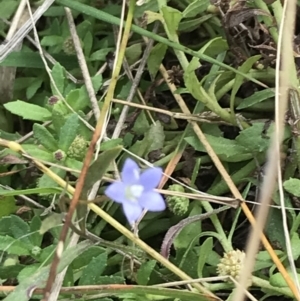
left=121, top=158, right=140, bottom=185
left=122, top=201, right=143, bottom=224
left=139, top=191, right=166, bottom=212
left=139, top=167, right=163, bottom=191
left=105, top=181, right=127, bottom=204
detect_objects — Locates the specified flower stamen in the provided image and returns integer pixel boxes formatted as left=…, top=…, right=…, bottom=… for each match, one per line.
left=125, top=184, right=144, bottom=201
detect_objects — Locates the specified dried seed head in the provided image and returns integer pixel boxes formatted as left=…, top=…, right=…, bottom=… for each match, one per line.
left=53, top=149, right=66, bottom=161
left=48, top=95, right=60, bottom=105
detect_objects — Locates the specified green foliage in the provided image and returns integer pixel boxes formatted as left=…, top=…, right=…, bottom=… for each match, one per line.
left=1, top=1, right=300, bottom=300
left=284, top=178, right=300, bottom=196
left=136, top=260, right=156, bottom=285
left=4, top=101, right=52, bottom=121
left=166, top=184, right=189, bottom=216
left=182, top=0, right=209, bottom=18
left=58, top=113, right=80, bottom=152
left=0, top=194, right=17, bottom=218
left=33, top=123, right=58, bottom=152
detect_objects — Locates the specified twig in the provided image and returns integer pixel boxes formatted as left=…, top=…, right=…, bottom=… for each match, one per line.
left=48, top=232, right=80, bottom=301
left=112, top=22, right=158, bottom=138
left=64, top=8, right=100, bottom=120
left=0, top=0, right=56, bottom=62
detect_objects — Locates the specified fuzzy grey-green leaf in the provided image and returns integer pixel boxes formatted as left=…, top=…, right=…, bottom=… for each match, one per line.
left=33, top=124, right=58, bottom=152
left=58, top=113, right=79, bottom=152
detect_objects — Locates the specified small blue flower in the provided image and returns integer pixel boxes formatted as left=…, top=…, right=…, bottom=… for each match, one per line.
left=105, top=158, right=166, bottom=225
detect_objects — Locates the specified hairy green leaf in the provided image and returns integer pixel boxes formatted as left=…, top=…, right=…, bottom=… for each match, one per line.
left=185, top=134, right=251, bottom=162
left=58, top=113, right=79, bottom=152
left=79, top=252, right=108, bottom=285
left=137, top=260, right=156, bottom=285
left=33, top=124, right=58, bottom=152
left=4, top=101, right=51, bottom=122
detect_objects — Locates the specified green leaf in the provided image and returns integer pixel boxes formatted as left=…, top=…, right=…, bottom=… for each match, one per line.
left=82, top=146, right=123, bottom=196
left=270, top=272, right=300, bottom=288
left=230, top=55, right=261, bottom=113
left=66, top=75, right=102, bottom=111
left=58, top=113, right=79, bottom=152
left=100, top=138, right=123, bottom=151
left=4, top=101, right=51, bottom=121
left=0, top=195, right=17, bottom=218
left=182, top=0, right=209, bottom=18
left=26, top=78, right=43, bottom=100
left=83, top=31, right=93, bottom=56
left=66, top=89, right=88, bottom=111
left=9, top=215, right=32, bottom=248
left=291, top=233, right=300, bottom=260
left=0, top=187, right=62, bottom=197
left=40, top=35, right=64, bottom=47
left=39, top=213, right=64, bottom=234
left=52, top=105, right=68, bottom=132
left=235, top=123, right=270, bottom=153
left=0, top=264, right=24, bottom=279
left=236, top=89, right=275, bottom=110
left=0, top=236, right=30, bottom=255
left=132, top=111, right=150, bottom=135
left=198, top=36, right=228, bottom=57
left=136, top=260, right=156, bottom=285
left=90, top=48, right=114, bottom=61
left=72, top=246, right=106, bottom=270
left=77, top=146, right=123, bottom=231
left=33, top=124, right=58, bottom=152
left=3, top=241, right=92, bottom=301
left=50, top=62, right=66, bottom=95
left=0, top=52, right=78, bottom=69
left=0, top=0, right=18, bottom=19
left=161, top=6, right=182, bottom=35
left=147, top=43, right=168, bottom=78
left=185, top=134, right=251, bottom=162
left=254, top=250, right=277, bottom=272
left=145, top=121, right=165, bottom=155
left=0, top=216, right=12, bottom=235
left=125, top=43, right=142, bottom=65
left=22, top=144, right=53, bottom=162
left=183, top=67, right=208, bottom=104
left=29, top=216, right=43, bottom=247
left=79, top=252, right=108, bottom=285
left=65, top=157, right=83, bottom=172
left=197, top=237, right=213, bottom=277
left=179, top=14, right=213, bottom=32
left=0, top=215, right=31, bottom=241
left=284, top=178, right=300, bottom=197
left=38, top=166, right=66, bottom=191
left=265, top=208, right=285, bottom=250
left=174, top=203, right=202, bottom=249
left=97, top=275, right=125, bottom=284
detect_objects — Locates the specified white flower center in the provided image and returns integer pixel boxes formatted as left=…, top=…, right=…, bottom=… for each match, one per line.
left=126, top=184, right=144, bottom=202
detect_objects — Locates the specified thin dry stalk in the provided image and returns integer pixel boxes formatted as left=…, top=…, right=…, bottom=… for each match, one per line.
left=64, top=8, right=100, bottom=119
left=0, top=0, right=27, bottom=104
left=112, top=23, right=158, bottom=138
left=0, top=0, right=56, bottom=62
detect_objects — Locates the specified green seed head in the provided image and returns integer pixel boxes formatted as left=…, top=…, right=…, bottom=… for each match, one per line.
left=67, top=135, right=88, bottom=160
left=166, top=184, right=189, bottom=216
